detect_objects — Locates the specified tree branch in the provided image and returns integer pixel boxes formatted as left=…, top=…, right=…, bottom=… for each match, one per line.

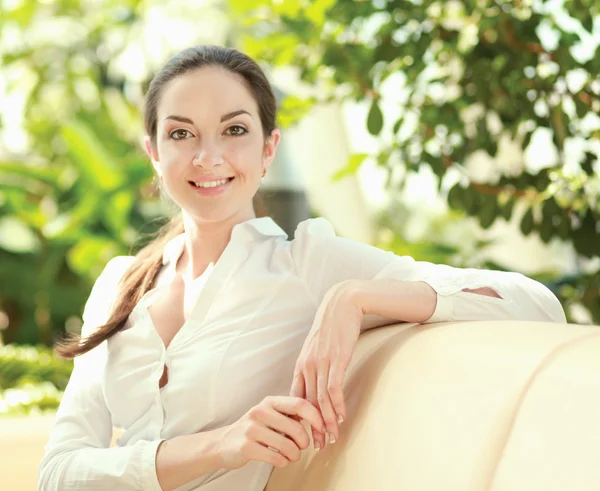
left=441, top=155, right=531, bottom=198
left=472, top=13, right=558, bottom=62
left=337, top=43, right=380, bottom=100
left=498, top=15, right=557, bottom=61
left=440, top=155, right=599, bottom=221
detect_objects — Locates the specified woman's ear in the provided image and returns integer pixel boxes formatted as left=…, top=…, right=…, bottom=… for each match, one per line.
left=144, top=135, right=162, bottom=177
left=262, top=128, right=281, bottom=173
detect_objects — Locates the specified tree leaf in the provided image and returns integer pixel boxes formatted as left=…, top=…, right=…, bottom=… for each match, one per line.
left=393, top=117, right=404, bottom=135
left=447, top=183, right=464, bottom=210
left=520, top=207, right=535, bottom=236
left=331, top=153, right=368, bottom=181
left=67, top=236, right=118, bottom=277
left=60, top=120, right=125, bottom=191
left=0, top=217, right=40, bottom=253
left=500, top=199, right=515, bottom=221
left=367, top=99, right=384, bottom=136
left=539, top=202, right=555, bottom=243
left=478, top=194, right=498, bottom=229
left=0, top=161, right=60, bottom=187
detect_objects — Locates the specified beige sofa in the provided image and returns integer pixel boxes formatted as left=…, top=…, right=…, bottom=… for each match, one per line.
left=2, top=320, right=599, bottom=490
left=267, top=320, right=600, bottom=491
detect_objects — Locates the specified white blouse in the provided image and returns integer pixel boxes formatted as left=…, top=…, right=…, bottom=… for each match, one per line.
left=38, top=217, right=566, bottom=491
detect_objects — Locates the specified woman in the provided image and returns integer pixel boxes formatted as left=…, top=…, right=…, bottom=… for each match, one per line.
left=38, top=45, right=566, bottom=491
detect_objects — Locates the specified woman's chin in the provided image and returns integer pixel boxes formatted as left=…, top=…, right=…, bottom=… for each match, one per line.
left=183, top=205, right=245, bottom=225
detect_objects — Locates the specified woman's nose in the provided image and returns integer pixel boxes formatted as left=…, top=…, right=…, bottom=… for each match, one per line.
left=192, top=142, right=224, bottom=168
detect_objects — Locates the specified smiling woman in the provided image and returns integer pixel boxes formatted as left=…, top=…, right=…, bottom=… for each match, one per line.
left=39, top=45, right=566, bottom=491
left=144, top=64, right=279, bottom=226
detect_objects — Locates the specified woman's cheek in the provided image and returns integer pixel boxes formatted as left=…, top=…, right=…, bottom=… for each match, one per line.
left=226, top=150, right=258, bottom=179
left=162, top=142, right=195, bottom=166
left=231, top=137, right=264, bottom=164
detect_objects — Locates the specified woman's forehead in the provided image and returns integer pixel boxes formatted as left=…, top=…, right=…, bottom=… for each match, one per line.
left=157, top=67, right=259, bottom=121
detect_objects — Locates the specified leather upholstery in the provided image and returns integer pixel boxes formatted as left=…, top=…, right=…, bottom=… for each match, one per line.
left=266, top=321, right=600, bottom=491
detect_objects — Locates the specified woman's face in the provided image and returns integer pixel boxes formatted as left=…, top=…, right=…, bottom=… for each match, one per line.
left=145, top=66, right=280, bottom=223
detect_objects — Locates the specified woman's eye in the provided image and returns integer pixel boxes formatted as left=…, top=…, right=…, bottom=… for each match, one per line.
left=170, top=129, right=192, bottom=140
left=226, top=125, right=247, bottom=136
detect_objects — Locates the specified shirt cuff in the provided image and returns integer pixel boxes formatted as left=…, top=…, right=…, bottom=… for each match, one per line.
left=137, top=439, right=165, bottom=491
left=425, top=291, right=454, bottom=324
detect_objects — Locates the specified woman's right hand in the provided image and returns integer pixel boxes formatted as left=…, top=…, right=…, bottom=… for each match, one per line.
left=217, top=396, right=326, bottom=470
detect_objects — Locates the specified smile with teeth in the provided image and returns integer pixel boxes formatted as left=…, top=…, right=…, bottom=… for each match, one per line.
left=190, top=178, right=232, bottom=188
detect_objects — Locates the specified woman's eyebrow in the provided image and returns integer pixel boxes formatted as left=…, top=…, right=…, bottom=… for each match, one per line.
left=221, top=109, right=251, bottom=122
left=163, top=110, right=251, bottom=125
left=164, top=115, right=194, bottom=124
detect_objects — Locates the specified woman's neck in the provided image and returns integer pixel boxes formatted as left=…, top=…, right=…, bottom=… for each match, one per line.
left=179, top=210, right=256, bottom=279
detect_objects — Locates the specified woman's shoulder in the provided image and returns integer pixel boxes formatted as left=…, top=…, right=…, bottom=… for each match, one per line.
left=103, top=255, right=137, bottom=273
left=288, top=217, right=360, bottom=266
left=90, top=255, right=136, bottom=291
left=82, top=256, right=137, bottom=325
left=292, top=216, right=337, bottom=241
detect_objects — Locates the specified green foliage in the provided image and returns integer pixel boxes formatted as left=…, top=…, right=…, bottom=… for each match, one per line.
left=332, top=153, right=368, bottom=181
left=0, top=344, right=73, bottom=417
left=0, top=344, right=73, bottom=391
left=231, top=0, right=600, bottom=323
left=0, top=0, right=163, bottom=345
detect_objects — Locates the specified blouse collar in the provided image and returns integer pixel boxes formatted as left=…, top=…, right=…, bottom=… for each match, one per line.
left=161, top=217, right=287, bottom=266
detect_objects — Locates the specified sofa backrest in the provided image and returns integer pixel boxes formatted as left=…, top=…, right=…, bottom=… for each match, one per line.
left=266, top=321, right=600, bottom=491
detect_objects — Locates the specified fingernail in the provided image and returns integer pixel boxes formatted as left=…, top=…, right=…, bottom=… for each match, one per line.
left=329, top=433, right=336, bottom=444
left=314, top=442, right=321, bottom=451
left=337, top=415, right=344, bottom=424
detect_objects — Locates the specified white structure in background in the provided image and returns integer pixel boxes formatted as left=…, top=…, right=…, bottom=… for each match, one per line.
left=273, top=103, right=375, bottom=243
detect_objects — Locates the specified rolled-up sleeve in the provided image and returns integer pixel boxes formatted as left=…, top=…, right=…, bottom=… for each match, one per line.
left=291, top=218, right=566, bottom=326
left=38, top=256, right=165, bottom=491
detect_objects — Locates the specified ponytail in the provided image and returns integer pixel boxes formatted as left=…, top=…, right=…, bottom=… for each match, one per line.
left=55, top=214, right=184, bottom=359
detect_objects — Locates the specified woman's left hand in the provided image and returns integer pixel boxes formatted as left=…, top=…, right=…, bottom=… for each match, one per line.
left=289, top=281, right=363, bottom=451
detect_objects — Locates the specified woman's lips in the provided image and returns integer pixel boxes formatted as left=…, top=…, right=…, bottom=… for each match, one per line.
left=188, top=177, right=234, bottom=196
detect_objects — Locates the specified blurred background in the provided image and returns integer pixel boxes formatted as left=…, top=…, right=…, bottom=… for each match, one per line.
left=0, top=0, right=598, bottom=418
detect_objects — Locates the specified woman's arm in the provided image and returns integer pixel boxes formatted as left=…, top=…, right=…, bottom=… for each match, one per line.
left=38, top=344, right=165, bottom=490
left=155, top=430, right=224, bottom=491
left=39, top=258, right=157, bottom=490
left=341, top=277, right=566, bottom=327
left=346, top=279, right=438, bottom=322
left=291, top=218, right=567, bottom=328
left=40, top=411, right=225, bottom=491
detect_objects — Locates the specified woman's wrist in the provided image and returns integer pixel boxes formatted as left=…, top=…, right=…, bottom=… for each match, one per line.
left=340, top=279, right=437, bottom=323
left=198, top=425, right=229, bottom=470
left=156, top=427, right=226, bottom=491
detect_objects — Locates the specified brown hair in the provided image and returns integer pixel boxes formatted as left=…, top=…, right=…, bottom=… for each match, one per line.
left=55, top=45, right=277, bottom=358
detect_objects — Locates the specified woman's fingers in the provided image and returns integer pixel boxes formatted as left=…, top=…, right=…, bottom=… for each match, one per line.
left=303, top=368, right=326, bottom=450
left=251, top=424, right=302, bottom=463
left=289, top=370, right=305, bottom=399
left=290, top=360, right=346, bottom=449
left=248, top=441, right=290, bottom=468
left=270, top=396, right=326, bottom=437
left=263, top=409, right=311, bottom=451
left=327, top=361, right=346, bottom=424
left=317, top=363, right=339, bottom=443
